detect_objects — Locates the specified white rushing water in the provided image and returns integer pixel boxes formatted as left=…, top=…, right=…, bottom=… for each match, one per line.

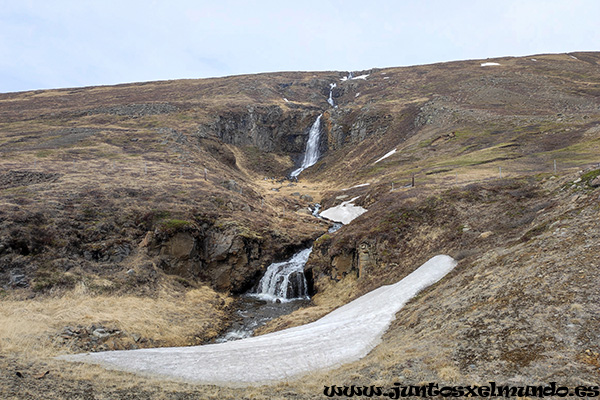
left=250, top=248, right=311, bottom=302
left=327, top=83, right=336, bottom=106
left=290, top=115, right=322, bottom=178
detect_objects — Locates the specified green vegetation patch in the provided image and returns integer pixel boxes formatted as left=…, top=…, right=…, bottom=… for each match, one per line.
left=33, top=269, right=77, bottom=292
left=158, top=219, right=192, bottom=233
left=214, top=219, right=263, bottom=240
left=433, top=142, right=521, bottom=168
left=580, top=168, right=600, bottom=184
left=35, top=150, right=53, bottom=158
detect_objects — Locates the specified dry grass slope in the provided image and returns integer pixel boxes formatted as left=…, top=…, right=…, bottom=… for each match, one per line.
left=1, top=52, right=599, bottom=398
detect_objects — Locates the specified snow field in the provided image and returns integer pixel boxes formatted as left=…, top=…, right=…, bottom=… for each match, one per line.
left=319, top=196, right=367, bottom=224
left=59, top=255, right=457, bottom=386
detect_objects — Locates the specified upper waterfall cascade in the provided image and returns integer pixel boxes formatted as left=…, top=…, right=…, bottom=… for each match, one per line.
left=290, top=114, right=323, bottom=178
left=328, top=83, right=336, bottom=106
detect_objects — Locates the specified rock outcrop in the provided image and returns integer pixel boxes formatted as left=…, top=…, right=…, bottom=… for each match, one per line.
left=196, top=105, right=323, bottom=154
left=145, top=223, right=322, bottom=294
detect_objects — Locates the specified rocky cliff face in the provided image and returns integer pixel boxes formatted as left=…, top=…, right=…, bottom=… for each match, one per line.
left=3, top=53, right=600, bottom=398
left=145, top=220, right=324, bottom=294
left=196, top=105, right=324, bottom=155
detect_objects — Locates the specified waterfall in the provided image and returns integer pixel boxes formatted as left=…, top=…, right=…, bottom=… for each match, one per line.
left=290, top=114, right=322, bottom=178
left=251, top=248, right=311, bottom=302
left=311, top=203, right=321, bottom=217
left=327, top=83, right=336, bottom=106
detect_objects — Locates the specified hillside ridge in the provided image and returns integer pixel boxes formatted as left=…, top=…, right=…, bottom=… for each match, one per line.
left=1, top=51, right=599, bottom=398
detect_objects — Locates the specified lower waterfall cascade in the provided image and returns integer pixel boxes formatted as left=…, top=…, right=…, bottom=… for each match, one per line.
left=250, top=248, right=311, bottom=302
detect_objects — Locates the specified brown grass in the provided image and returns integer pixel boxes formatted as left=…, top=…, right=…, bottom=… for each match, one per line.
left=0, top=284, right=231, bottom=358
left=2, top=53, right=600, bottom=398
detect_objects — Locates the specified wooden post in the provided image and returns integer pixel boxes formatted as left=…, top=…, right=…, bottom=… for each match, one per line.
left=144, top=162, right=147, bottom=175
left=391, top=182, right=394, bottom=191
left=204, top=168, right=208, bottom=181
left=411, top=174, right=415, bottom=187
left=499, top=166, right=502, bottom=178
left=554, top=159, right=557, bottom=174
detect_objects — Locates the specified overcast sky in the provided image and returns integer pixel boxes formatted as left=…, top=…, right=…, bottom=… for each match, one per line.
left=1, top=0, right=598, bottom=93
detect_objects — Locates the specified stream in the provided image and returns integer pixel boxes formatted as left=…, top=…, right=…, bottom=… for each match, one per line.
left=215, top=221, right=341, bottom=343
left=216, top=103, right=339, bottom=343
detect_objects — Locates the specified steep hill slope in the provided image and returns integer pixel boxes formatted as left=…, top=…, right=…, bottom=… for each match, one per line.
left=1, top=52, right=599, bottom=398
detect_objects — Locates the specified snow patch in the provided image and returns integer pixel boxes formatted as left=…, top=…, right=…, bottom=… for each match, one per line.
left=319, top=196, right=367, bottom=224
left=341, top=73, right=369, bottom=81
left=355, top=92, right=360, bottom=97
left=374, top=148, right=397, bottom=164
left=569, top=55, right=578, bottom=60
left=383, top=76, right=390, bottom=80
left=341, top=183, right=370, bottom=191
left=531, top=58, right=537, bottom=62
left=59, top=255, right=457, bottom=386
left=481, top=62, right=501, bottom=67
left=283, top=98, right=289, bottom=102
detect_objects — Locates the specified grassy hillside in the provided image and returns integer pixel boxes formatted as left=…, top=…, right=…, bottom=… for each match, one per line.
left=1, top=52, right=599, bottom=398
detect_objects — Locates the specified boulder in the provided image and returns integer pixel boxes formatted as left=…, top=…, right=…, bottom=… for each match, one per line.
left=161, top=233, right=196, bottom=259
left=332, top=253, right=354, bottom=279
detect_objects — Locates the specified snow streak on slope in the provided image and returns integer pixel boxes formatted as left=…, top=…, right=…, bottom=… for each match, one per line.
left=341, top=183, right=370, bottom=191
left=60, top=255, right=457, bottom=386
left=374, top=148, right=397, bottom=164
left=340, top=73, right=369, bottom=81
